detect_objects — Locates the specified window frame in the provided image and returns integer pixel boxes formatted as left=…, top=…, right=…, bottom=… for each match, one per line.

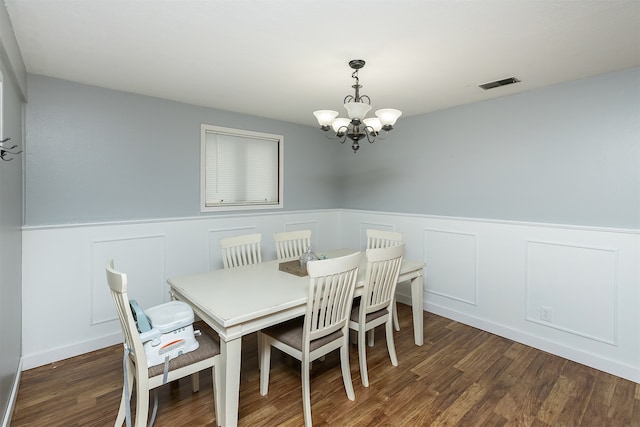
left=200, top=124, right=284, bottom=212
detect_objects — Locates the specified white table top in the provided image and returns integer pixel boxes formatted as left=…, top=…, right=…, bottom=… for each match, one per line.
left=168, top=248, right=425, bottom=332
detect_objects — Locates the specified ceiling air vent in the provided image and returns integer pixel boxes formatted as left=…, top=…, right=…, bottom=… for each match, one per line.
left=479, top=77, right=520, bottom=90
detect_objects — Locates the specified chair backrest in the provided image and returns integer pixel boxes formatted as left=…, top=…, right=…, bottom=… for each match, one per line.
left=361, top=244, right=405, bottom=315
left=366, top=229, right=403, bottom=249
left=105, top=260, right=147, bottom=370
left=220, top=233, right=262, bottom=269
left=274, top=230, right=312, bottom=261
left=304, top=252, right=361, bottom=346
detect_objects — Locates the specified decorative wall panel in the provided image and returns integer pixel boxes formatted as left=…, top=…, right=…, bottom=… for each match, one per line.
left=525, top=240, right=617, bottom=344
left=91, top=235, right=166, bottom=325
left=424, top=229, right=478, bottom=305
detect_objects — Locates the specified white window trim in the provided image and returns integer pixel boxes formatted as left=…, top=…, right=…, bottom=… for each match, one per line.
left=200, top=124, right=284, bottom=212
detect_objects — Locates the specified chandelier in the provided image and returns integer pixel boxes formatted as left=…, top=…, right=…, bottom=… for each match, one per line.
left=313, top=59, right=402, bottom=153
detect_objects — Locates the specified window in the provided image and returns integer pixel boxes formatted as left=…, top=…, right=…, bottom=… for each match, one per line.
left=201, top=124, right=283, bottom=212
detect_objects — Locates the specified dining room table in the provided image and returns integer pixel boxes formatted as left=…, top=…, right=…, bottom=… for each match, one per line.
left=167, top=248, right=425, bottom=427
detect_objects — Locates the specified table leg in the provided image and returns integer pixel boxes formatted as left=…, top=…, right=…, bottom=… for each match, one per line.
left=219, top=336, right=242, bottom=427
left=410, top=273, right=424, bottom=346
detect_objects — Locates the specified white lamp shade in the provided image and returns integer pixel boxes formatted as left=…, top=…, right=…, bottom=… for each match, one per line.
left=344, top=102, right=372, bottom=120
left=375, top=109, right=402, bottom=126
left=332, top=118, right=351, bottom=133
left=313, top=110, right=339, bottom=126
left=363, top=118, right=382, bottom=132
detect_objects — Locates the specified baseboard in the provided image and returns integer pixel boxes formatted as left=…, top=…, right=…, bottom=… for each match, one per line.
left=395, top=292, right=412, bottom=307
left=1, top=358, right=22, bottom=427
left=396, top=289, right=640, bottom=383
left=423, top=301, right=640, bottom=384
left=21, top=332, right=122, bottom=371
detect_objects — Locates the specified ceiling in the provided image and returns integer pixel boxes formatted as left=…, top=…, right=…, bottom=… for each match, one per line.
left=5, top=0, right=640, bottom=127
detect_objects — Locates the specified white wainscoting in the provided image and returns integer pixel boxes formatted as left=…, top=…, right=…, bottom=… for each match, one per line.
left=21, top=210, right=339, bottom=370
left=22, top=209, right=640, bottom=383
left=340, top=210, right=640, bottom=383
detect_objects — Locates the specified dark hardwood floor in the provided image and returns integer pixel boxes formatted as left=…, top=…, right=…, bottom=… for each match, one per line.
left=11, top=304, right=640, bottom=426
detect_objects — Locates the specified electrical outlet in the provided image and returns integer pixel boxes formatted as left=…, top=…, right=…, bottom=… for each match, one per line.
left=540, top=306, right=552, bottom=322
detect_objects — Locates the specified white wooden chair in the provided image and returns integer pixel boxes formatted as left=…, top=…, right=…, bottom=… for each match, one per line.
left=106, top=260, right=221, bottom=427
left=348, top=244, right=404, bottom=387
left=366, top=229, right=403, bottom=331
left=366, top=229, right=403, bottom=250
left=274, top=229, right=312, bottom=261
left=220, top=233, right=262, bottom=269
left=258, top=252, right=361, bottom=427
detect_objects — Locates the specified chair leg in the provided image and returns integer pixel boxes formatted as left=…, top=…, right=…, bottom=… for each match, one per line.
left=257, top=333, right=262, bottom=370
left=115, top=359, right=135, bottom=426
left=134, top=382, right=150, bottom=427
left=191, top=372, right=200, bottom=392
left=367, top=329, right=375, bottom=347
left=301, top=358, right=313, bottom=427
left=386, top=318, right=398, bottom=366
left=393, top=300, right=400, bottom=331
left=114, top=387, right=127, bottom=427
left=259, top=333, right=271, bottom=395
left=340, top=340, right=355, bottom=400
left=213, top=364, right=222, bottom=427
left=358, top=327, right=370, bottom=387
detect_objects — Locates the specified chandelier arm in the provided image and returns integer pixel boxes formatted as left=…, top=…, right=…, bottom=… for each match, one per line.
left=337, top=125, right=349, bottom=144
left=321, top=130, right=338, bottom=140
left=367, top=128, right=389, bottom=141
left=363, top=126, right=377, bottom=144
left=320, top=126, right=351, bottom=142
left=377, top=129, right=391, bottom=140
left=344, top=94, right=371, bottom=105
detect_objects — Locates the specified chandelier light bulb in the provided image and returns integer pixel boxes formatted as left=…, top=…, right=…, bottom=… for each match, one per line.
left=313, top=110, right=339, bottom=127
left=363, top=118, right=382, bottom=133
left=375, top=109, right=402, bottom=127
left=332, top=118, right=351, bottom=135
left=344, top=102, right=372, bottom=120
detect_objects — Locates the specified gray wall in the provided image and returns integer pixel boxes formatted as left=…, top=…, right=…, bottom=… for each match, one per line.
left=0, top=32, right=24, bottom=425
left=24, top=68, right=640, bottom=229
left=25, top=75, right=342, bottom=226
left=335, top=68, right=640, bottom=229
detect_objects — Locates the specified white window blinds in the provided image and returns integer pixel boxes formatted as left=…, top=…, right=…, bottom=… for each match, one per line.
left=201, top=125, right=283, bottom=211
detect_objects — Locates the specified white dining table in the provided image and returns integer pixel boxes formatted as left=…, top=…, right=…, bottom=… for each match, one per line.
left=167, top=248, right=425, bottom=427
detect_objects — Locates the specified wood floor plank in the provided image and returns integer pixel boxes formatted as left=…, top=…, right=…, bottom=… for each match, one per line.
left=555, top=362, right=597, bottom=425
left=633, top=388, right=640, bottom=427
left=536, top=374, right=576, bottom=425
left=11, top=305, right=639, bottom=426
left=457, top=356, right=514, bottom=425
left=432, top=381, right=487, bottom=425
